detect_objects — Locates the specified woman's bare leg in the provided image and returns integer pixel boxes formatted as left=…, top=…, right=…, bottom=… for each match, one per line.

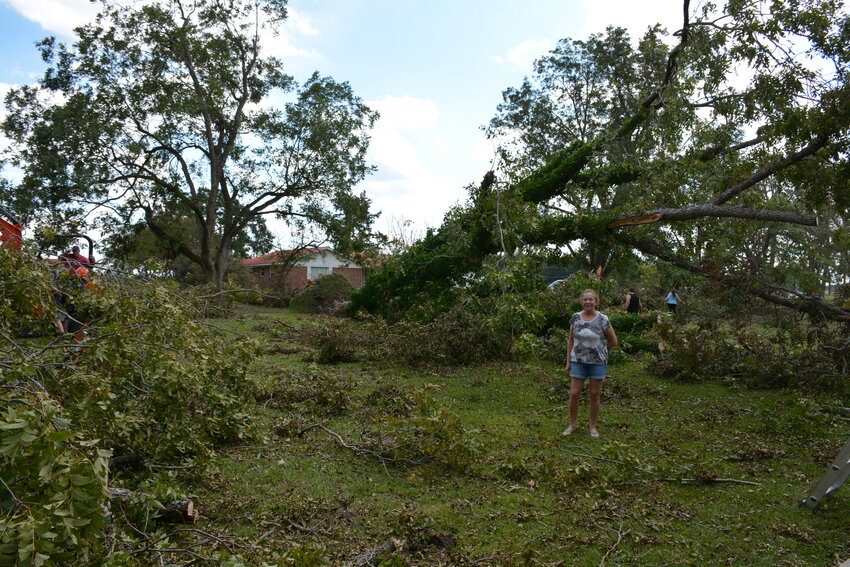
left=563, top=378, right=585, bottom=435
left=588, top=378, right=603, bottom=436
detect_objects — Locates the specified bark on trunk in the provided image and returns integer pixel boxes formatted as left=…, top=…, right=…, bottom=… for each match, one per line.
left=607, top=206, right=818, bottom=229
left=108, top=486, right=196, bottom=523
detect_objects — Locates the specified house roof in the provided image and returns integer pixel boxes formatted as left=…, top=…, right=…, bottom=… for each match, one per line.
left=241, top=247, right=390, bottom=268
left=240, top=247, right=333, bottom=267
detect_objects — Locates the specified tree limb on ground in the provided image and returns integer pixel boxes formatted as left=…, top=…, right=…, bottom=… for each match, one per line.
left=108, top=486, right=196, bottom=524
left=297, top=423, right=429, bottom=467
left=561, top=448, right=760, bottom=486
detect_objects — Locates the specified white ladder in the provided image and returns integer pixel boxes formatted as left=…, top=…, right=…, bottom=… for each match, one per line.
left=800, top=436, right=850, bottom=509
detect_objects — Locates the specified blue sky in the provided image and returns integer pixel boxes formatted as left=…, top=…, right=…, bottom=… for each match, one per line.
left=0, top=0, right=681, bottom=243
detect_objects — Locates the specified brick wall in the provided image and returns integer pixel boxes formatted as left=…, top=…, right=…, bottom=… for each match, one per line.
left=285, top=266, right=309, bottom=293
left=333, top=267, right=365, bottom=289
left=250, top=265, right=365, bottom=292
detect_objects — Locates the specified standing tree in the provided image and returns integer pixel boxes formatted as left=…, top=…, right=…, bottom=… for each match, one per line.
left=3, top=0, right=379, bottom=289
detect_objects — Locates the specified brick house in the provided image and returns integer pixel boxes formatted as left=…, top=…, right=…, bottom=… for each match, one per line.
left=241, top=247, right=367, bottom=293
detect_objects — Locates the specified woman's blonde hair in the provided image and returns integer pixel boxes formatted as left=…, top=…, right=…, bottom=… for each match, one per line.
left=581, top=288, right=599, bottom=300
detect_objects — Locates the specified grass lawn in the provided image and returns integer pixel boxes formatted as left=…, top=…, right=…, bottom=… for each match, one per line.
left=199, top=305, right=850, bottom=566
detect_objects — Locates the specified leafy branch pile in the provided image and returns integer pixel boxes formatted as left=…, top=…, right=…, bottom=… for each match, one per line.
left=652, top=311, right=850, bottom=393
left=0, top=246, right=259, bottom=565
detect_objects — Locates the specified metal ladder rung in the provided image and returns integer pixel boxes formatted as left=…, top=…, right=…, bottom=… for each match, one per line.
left=801, top=436, right=850, bottom=510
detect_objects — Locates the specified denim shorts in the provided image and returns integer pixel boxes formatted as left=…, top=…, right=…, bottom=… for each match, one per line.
left=570, top=361, right=607, bottom=380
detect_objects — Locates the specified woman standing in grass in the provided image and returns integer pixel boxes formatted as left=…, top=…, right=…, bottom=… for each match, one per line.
left=563, top=289, right=618, bottom=438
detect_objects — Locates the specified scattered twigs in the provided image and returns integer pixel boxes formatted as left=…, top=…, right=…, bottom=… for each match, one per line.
left=350, top=538, right=402, bottom=567
left=297, top=423, right=431, bottom=467
left=561, top=448, right=649, bottom=472
left=278, top=321, right=303, bottom=334
left=469, top=553, right=503, bottom=565
left=298, top=423, right=380, bottom=456
left=560, top=447, right=760, bottom=486
left=620, top=477, right=761, bottom=486
left=598, top=518, right=627, bottom=567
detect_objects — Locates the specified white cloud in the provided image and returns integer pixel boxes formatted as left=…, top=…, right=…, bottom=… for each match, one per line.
left=368, top=96, right=440, bottom=130
left=262, top=34, right=320, bottom=60
left=364, top=97, right=440, bottom=187
left=284, top=7, right=318, bottom=36
left=492, top=39, right=554, bottom=67
left=263, top=8, right=321, bottom=60
left=356, top=95, right=465, bottom=231
left=5, top=0, right=98, bottom=38
left=362, top=174, right=465, bottom=233
left=470, top=134, right=500, bottom=168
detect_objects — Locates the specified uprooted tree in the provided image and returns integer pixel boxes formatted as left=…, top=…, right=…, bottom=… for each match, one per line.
left=2, top=0, right=379, bottom=290
left=352, top=0, right=850, bottom=323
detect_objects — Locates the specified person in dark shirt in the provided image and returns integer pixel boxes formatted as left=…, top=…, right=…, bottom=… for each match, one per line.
left=624, top=288, right=641, bottom=313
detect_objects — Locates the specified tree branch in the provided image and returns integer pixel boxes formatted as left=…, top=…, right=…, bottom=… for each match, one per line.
left=623, top=234, right=850, bottom=322
left=607, top=205, right=818, bottom=229
left=711, top=135, right=830, bottom=205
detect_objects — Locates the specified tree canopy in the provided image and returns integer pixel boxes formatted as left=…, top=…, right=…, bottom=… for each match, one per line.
left=353, top=0, right=850, bottom=322
left=2, top=0, right=379, bottom=287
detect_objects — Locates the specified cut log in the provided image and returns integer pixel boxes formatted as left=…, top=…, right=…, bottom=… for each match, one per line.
left=107, top=486, right=196, bottom=523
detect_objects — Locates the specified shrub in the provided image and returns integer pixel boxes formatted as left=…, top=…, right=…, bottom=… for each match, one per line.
left=367, top=386, right=480, bottom=471
left=265, top=365, right=352, bottom=416
left=290, top=273, right=353, bottom=314
left=304, top=308, right=507, bottom=366
left=606, top=312, right=655, bottom=335
left=304, top=317, right=359, bottom=364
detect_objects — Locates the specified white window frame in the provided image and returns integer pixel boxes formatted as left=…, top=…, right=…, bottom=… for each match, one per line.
left=309, top=266, right=329, bottom=280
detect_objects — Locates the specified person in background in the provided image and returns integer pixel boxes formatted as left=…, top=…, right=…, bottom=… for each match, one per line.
left=563, top=289, right=618, bottom=439
left=624, top=288, right=641, bottom=313
left=58, top=245, right=94, bottom=274
left=55, top=246, right=94, bottom=335
left=664, top=288, right=683, bottom=313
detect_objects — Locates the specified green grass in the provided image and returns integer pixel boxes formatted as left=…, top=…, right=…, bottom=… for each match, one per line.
left=199, top=306, right=850, bottom=566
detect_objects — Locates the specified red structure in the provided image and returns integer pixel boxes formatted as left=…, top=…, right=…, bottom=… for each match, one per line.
left=242, top=248, right=368, bottom=294
left=0, top=205, right=23, bottom=250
